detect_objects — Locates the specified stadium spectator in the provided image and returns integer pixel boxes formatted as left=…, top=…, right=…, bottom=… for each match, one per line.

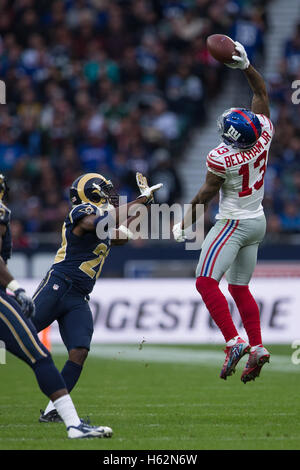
left=0, top=0, right=286, bottom=251
left=263, top=21, right=300, bottom=236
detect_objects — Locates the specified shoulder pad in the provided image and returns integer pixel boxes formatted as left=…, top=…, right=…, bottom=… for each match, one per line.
left=68, top=203, right=98, bottom=225
left=206, top=151, right=226, bottom=177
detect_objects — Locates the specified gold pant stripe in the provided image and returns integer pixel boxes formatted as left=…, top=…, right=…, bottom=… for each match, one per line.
left=0, top=297, right=47, bottom=358
left=0, top=311, right=36, bottom=364
left=32, top=269, right=54, bottom=301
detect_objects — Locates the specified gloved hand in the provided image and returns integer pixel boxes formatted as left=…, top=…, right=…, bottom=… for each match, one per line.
left=136, top=172, right=163, bottom=203
left=14, top=289, right=35, bottom=319
left=225, top=41, right=250, bottom=70
left=172, top=222, right=186, bottom=242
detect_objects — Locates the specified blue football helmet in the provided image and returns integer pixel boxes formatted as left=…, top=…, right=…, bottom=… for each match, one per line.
left=70, top=173, right=119, bottom=208
left=217, top=108, right=262, bottom=150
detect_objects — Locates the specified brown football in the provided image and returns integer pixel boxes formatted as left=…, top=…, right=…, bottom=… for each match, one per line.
left=206, top=34, right=237, bottom=64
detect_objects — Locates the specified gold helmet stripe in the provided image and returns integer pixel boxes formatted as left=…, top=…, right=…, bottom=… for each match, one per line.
left=77, top=173, right=109, bottom=204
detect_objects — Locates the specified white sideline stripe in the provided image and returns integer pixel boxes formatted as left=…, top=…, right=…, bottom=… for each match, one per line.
left=52, top=345, right=299, bottom=373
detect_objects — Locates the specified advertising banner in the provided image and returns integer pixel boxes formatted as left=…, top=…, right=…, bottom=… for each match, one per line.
left=22, top=278, right=300, bottom=344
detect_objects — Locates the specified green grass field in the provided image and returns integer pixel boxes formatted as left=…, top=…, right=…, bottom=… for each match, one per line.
left=0, top=343, right=299, bottom=450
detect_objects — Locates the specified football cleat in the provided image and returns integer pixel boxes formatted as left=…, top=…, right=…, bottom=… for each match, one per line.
left=39, top=409, right=92, bottom=425
left=39, top=409, right=63, bottom=423
left=220, top=336, right=250, bottom=380
left=67, top=422, right=113, bottom=439
left=241, top=345, right=270, bottom=384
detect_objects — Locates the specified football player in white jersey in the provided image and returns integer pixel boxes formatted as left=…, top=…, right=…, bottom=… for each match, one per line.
left=173, top=42, right=274, bottom=383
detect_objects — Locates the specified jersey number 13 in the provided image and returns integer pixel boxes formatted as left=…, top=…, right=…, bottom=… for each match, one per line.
left=238, top=150, right=267, bottom=198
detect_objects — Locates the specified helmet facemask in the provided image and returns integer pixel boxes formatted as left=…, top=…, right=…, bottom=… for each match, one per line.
left=70, top=173, right=120, bottom=209
left=90, top=180, right=120, bottom=208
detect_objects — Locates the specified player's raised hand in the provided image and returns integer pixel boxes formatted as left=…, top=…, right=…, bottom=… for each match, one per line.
left=225, top=41, right=250, bottom=70
left=136, top=172, right=163, bottom=203
left=14, top=288, right=35, bottom=318
left=136, top=172, right=149, bottom=193
left=172, top=222, right=186, bottom=243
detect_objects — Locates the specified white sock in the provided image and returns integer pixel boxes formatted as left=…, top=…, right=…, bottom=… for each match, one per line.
left=53, top=395, right=81, bottom=428
left=226, top=335, right=239, bottom=347
left=44, top=400, right=55, bottom=415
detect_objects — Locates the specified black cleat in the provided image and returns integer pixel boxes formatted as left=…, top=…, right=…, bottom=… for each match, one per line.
left=39, top=409, right=63, bottom=423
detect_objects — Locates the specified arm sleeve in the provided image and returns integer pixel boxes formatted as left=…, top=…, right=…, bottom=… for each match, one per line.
left=206, top=153, right=226, bottom=179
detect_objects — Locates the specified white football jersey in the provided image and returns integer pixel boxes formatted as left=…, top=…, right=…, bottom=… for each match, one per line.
left=206, top=114, right=274, bottom=220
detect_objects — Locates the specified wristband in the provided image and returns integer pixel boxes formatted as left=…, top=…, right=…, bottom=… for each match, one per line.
left=137, top=194, right=153, bottom=206
left=7, top=280, right=21, bottom=293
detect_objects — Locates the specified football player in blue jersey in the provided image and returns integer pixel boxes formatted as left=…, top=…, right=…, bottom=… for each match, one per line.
left=32, top=172, right=162, bottom=422
left=0, top=174, right=113, bottom=438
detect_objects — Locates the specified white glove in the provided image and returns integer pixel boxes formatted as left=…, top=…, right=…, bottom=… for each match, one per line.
left=225, top=41, right=250, bottom=70
left=136, top=172, right=163, bottom=202
left=172, top=222, right=186, bottom=242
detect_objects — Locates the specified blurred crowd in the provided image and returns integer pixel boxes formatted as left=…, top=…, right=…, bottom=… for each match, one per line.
left=263, top=22, right=300, bottom=238
left=1, top=0, right=296, bottom=252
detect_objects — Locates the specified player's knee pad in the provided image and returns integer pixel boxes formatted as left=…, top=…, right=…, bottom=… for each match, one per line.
left=32, top=356, right=66, bottom=398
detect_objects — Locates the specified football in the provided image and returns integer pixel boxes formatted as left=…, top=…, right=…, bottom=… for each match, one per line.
left=206, top=34, right=237, bottom=64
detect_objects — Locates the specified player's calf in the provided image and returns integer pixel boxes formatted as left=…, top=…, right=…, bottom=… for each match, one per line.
left=69, top=347, right=89, bottom=366
left=196, top=276, right=239, bottom=342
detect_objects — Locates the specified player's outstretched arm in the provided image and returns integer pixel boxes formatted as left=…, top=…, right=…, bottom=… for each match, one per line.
left=111, top=175, right=163, bottom=228
left=243, top=64, right=270, bottom=118
left=0, top=226, right=35, bottom=318
left=173, top=171, right=224, bottom=242
left=108, top=176, right=161, bottom=245
left=225, top=41, right=270, bottom=118
left=73, top=175, right=163, bottom=243
left=73, top=196, right=149, bottom=235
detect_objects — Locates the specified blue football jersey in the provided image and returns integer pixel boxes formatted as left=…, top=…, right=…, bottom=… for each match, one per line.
left=0, top=202, right=12, bottom=263
left=52, top=203, right=110, bottom=295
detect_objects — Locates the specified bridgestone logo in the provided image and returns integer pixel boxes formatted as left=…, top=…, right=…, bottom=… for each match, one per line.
left=224, top=125, right=241, bottom=141
left=0, top=80, right=6, bottom=104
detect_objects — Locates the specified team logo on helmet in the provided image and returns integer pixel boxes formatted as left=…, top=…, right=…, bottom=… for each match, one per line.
left=217, top=108, right=262, bottom=150
left=223, top=125, right=241, bottom=142
left=70, top=173, right=119, bottom=208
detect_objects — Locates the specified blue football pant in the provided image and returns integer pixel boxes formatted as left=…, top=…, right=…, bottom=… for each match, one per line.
left=32, top=270, right=94, bottom=351
left=0, top=290, right=66, bottom=397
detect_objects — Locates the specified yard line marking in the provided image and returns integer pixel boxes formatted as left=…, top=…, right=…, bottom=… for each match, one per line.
left=52, top=345, right=299, bottom=373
